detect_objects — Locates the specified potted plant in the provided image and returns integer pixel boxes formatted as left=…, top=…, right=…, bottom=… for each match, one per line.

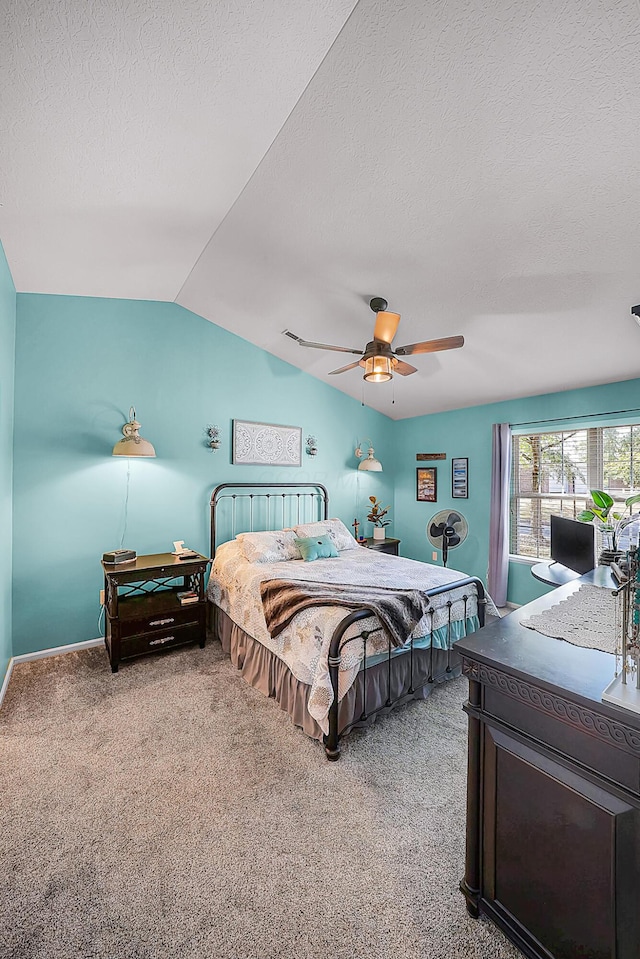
left=367, top=496, right=391, bottom=540
left=578, top=490, right=640, bottom=564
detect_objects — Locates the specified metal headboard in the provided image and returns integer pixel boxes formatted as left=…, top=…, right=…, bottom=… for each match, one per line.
left=210, top=483, right=329, bottom=558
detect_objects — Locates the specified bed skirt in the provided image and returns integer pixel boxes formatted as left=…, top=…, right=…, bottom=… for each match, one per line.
left=213, top=604, right=461, bottom=743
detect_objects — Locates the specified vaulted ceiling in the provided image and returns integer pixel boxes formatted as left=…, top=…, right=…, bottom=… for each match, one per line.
left=3, top=0, right=640, bottom=419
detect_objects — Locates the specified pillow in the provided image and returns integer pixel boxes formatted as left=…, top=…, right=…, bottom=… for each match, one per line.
left=294, top=534, right=339, bottom=562
left=235, top=529, right=301, bottom=564
left=294, top=518, right=359, bottom=551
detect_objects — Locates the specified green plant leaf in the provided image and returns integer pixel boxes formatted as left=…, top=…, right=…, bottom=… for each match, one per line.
left=591, top=489, right=614, bottom=511
left=578, top=510, right=595, bottom=522
left=625, top=493, right=640, bottom=510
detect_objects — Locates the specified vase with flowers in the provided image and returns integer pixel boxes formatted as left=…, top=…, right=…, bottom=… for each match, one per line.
left=367, top=496, right=391, bottom=540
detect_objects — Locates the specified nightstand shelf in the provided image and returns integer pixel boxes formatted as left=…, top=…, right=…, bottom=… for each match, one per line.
left=102, top=552, right=210, bottom=672
left=358, top=537, right=400, bottom=556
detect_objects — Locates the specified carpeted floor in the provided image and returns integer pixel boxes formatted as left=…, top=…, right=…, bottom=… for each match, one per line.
left=1, top=640, right=521, bottom=959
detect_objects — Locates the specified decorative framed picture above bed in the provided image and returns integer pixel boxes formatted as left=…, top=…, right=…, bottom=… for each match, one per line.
left=232, top=420, right=302, bottom=467
left=451, top=457, right=469, bottom=498
left=416, top=467, right=437, bottom=502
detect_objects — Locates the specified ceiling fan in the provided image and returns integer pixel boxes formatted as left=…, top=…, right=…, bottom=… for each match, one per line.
left=282, top=297, right=464, bottom=383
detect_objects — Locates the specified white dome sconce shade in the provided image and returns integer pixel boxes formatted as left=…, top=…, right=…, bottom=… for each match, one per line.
left=112, top=407, right=156, bottom=457
left=355, top=439, right=382, bottom=471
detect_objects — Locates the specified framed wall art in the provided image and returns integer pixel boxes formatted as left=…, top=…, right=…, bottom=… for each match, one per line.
left=416, top=467, right=437, bottom=503
left=232, top=420, right=302, bottom=467
left=451, top=457, right=469, bottom=498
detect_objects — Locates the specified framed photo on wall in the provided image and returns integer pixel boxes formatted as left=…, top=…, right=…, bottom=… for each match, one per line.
left=451, top=457, right=468, bottom=498
left=416, top=467, right=437, bottom=502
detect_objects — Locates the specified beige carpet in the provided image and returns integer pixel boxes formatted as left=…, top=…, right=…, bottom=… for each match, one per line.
left=1, top=641, right=520, bottom=959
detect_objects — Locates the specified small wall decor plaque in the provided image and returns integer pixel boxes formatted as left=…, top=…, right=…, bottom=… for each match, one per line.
left=416, top=453, right=446, bottom=461
left=417, top=467, right=438, bottom=502
left=451, top=457, right=469, bottom=498
left=232, top=419, right=302, bottom=467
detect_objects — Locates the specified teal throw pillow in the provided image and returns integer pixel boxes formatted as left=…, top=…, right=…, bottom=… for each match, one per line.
left=294, top=534, right=339, bottom=562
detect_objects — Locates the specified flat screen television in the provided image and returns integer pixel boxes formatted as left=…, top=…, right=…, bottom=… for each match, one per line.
left=550, top=514, right=596, bottom=574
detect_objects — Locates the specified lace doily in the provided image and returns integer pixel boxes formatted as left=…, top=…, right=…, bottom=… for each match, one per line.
left=521, top=584, right=617, bottom=653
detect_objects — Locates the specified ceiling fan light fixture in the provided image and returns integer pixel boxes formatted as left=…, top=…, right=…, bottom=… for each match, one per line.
left=363, top=355, right=393, bottom=383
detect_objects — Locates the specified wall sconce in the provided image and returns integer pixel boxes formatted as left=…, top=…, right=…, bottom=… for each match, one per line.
left=206, top=425, right=221, bottom=450
left=112, top=407, right=156, bottom=457
left=306, top=435, right=318, bottom=456
left=355, top=439, right=382, bottom=471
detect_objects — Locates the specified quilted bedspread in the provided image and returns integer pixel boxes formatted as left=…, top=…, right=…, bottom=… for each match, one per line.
left=207, top=541, right=489, bottom=733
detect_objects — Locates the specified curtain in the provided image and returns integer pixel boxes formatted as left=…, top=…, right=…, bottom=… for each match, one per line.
left=488, top=423, right=512, bottom=607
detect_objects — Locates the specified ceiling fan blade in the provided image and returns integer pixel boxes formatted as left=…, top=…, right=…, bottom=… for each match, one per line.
left=373, top=311, right=401, bottom=345
left=282, top=330, right=363, bottom=356
left=328, top=361, right=362, bottom=375
left=395, top=335, right=464, bottom=356
left=391, top=358, right=418, bottom=376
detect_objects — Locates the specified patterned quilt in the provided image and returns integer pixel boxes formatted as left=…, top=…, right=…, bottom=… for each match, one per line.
left=207, top=540, right=489, bottom=733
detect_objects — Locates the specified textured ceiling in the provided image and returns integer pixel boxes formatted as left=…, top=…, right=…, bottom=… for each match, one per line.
left=3, top=0, right=640, bottom=419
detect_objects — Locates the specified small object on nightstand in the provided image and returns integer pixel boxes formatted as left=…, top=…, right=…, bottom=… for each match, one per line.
left=178, top=549, right=201, bottom=560
left=177, top=590, right=199, bottom=605
left=102, top=549, right=137, bottom=565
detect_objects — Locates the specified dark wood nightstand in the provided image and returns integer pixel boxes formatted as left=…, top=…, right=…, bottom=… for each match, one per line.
left=358, top=537, right=400, bottom=556
left=102, top=552, right=210, bottom=672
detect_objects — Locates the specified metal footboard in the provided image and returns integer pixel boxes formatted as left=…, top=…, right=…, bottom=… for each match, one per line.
left=323, top=576, right=487, bottom=760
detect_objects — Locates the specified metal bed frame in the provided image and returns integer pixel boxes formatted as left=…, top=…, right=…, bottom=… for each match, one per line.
left=209, top=482, right=487, bottom=760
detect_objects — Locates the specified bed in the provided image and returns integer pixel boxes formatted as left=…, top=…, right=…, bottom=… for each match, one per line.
left=207, top=483, right=489, bottom=759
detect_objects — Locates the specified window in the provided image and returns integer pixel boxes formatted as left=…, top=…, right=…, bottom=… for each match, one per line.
left=510, top=424, right=640, bottom=559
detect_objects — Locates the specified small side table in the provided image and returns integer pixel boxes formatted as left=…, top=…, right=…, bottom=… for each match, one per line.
left=102, top=552, right=210, bottom=672
left=358, top=537, right=400, bottom=556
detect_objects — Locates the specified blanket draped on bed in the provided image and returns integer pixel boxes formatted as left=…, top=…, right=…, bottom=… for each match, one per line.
left=260, top=578, right=437, bottom=648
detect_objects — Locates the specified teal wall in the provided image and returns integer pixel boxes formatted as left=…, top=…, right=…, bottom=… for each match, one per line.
left=12, top=294, right=394, bottom=656
left=0, top=243, right=16, bottom=681
left=9, top=290, right=640, bottom=658
left=393, top=377, right=640, bottom=606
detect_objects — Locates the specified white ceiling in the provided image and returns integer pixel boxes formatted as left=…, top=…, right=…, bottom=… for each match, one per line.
left=3, top=0, right=640, bottom=420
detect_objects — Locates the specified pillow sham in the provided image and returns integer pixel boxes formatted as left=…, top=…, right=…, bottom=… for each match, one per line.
left=294, top=534, right=339, bottom=562
left=293, top=518, right=359, bottom=551
left=235, top=529, right=301, bottom=564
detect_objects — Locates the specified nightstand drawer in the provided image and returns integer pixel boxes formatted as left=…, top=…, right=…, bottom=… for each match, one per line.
left=120, top=622, right=204, bottom=659
left=119, top=603, right=202, bottom=638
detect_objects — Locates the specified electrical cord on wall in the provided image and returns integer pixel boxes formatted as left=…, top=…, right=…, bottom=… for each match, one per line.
left=119, top=458, right=131, bottom=548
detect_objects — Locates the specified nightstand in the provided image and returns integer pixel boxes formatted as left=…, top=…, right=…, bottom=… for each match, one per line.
left=358, top=537, right=401, bottom=556
left=102, top=552, right=210, bottom=672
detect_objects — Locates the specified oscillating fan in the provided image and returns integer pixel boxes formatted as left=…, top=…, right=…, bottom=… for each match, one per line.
left=427, top=510, right=469, bottom=567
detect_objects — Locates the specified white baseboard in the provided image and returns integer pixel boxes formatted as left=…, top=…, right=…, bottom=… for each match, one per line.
left=0, top=637, right=103, bottom=710
left=0, top=659, right=14, bottom=710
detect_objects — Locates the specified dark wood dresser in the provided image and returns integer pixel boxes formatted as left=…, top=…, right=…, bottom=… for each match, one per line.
left=455, top=578, right=640, bottom=959
left=102, top=552, right=209, bottom=672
